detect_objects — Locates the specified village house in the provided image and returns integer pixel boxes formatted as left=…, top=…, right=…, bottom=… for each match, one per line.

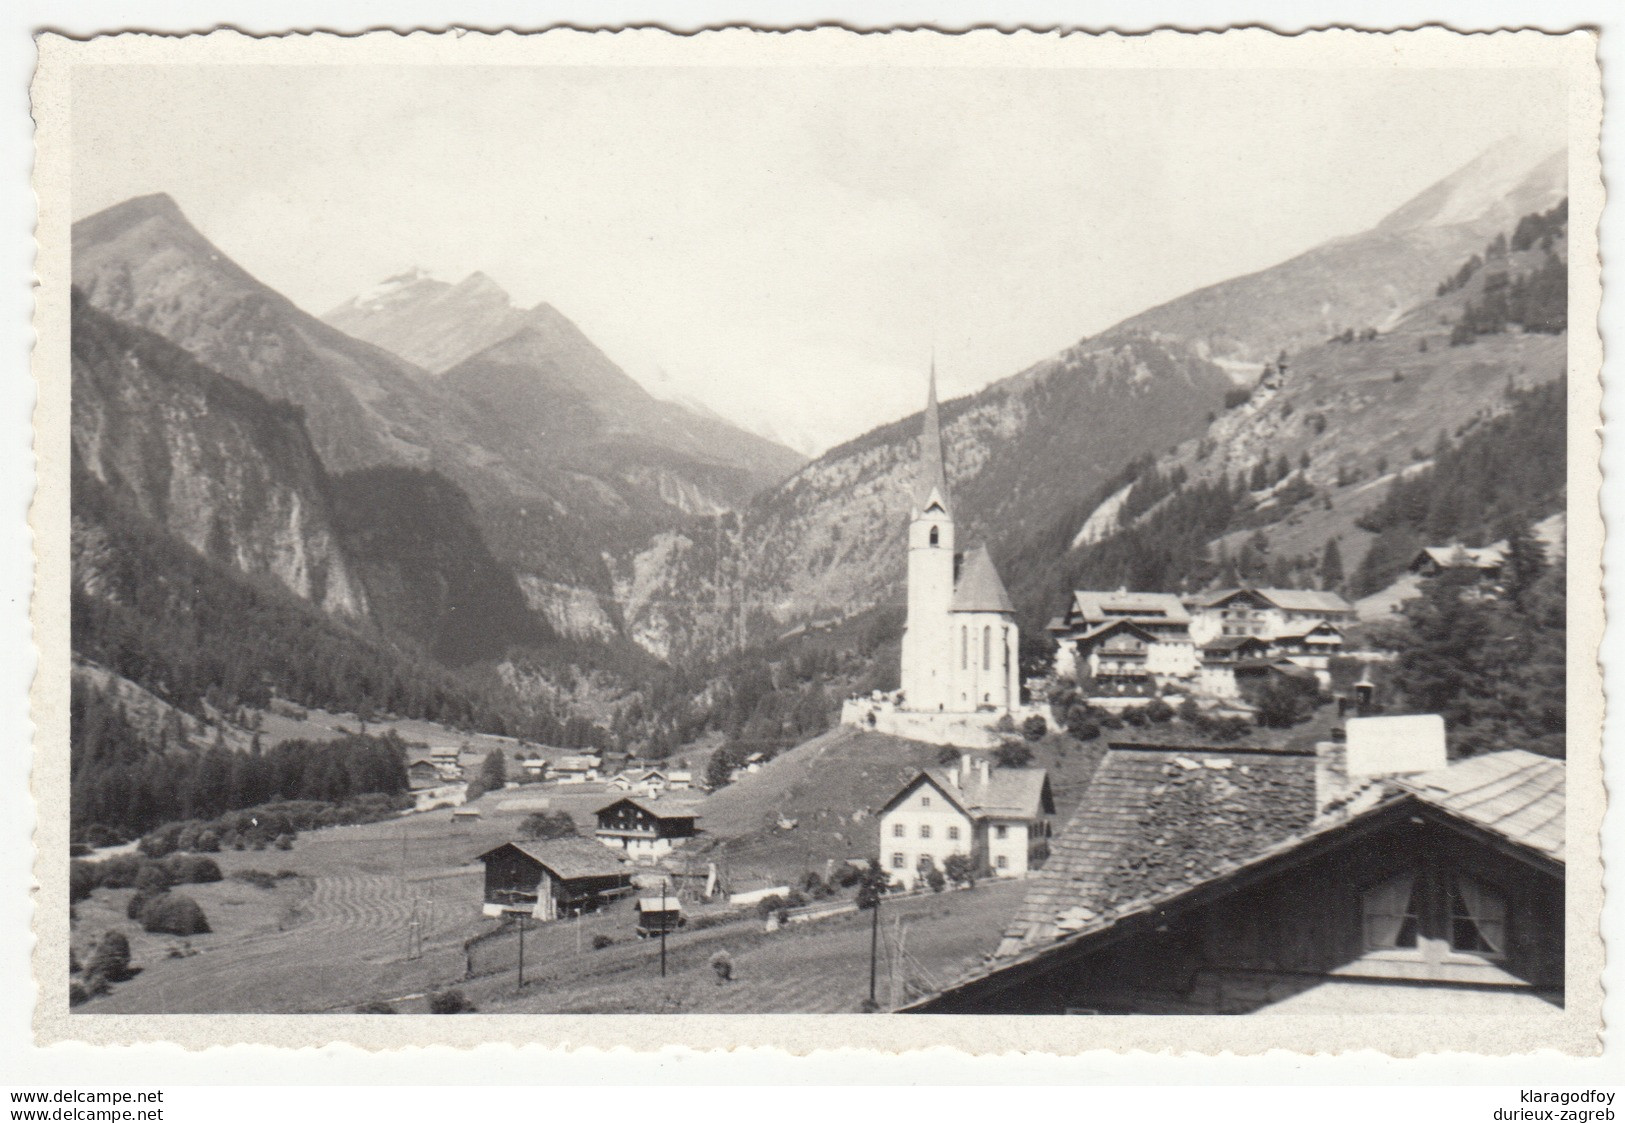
left=1183, top=587, right=1354, bottom=646
left=406, top=757, right=442, bottom=789
left=1048, top=591, right=1199, bottom=687
left=519, top=758, right=549, bottom=781
left=878, top=756, right=1054, bottom=889
left=594, top=797, right=700, bottom=861
left=905, top=718, right=1563, bottom=1015
left=1410, top=544, right=1506, bottom=581
left=551, top=754, right=601, bottom=784
left=476, top=838, right=635, bottom=920
left=607, top=768, right=670, bottom=795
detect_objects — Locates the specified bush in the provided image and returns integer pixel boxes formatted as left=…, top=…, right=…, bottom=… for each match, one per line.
left=162, top=854, right=222, bottom=885
left=1021, top=715, right=1048, bottom=742
left=993, top=742, right=1034, bottom=769
left=93, top=854, right=145, bottom=889
left=428, top=988, right=475, bottom=1014
left=994, top=714, right=1018, bottom=735
left=835, top=864, right=863, bottom=889
left=195, top=829, right=221, bottom=853
left=517, top=811, right=578, bottom=841
left=755, top=894, right=787, bottom=918
left=802, top=871, right=829, bottom=897
left=70, top=860, right=97, bottom=904
left=357, top=1000, right=397, bottom=1014
left=1145, top=699, right=1175, bottom=724
left=1121, top=706, right=1149, bottom=728
left=591, top=934, right=614, bottom=951
left=88, top=930, right=131, bottom=982
left=68, top=982, right=90, bottom=1007
left=710, top=949, right=734, bottom=984
left=126, top=891, right=157, bottom=920
left=785, top=889, right=809, bottom=909
left=140, top=892, right=211, bottom=936
left=943, top=853, right=975, bottom=889
left=1176, top=699, right=1201, bottom=723
left=274, top=833, right=295, bottom=851
left=926, top=867, right=947, bottom=893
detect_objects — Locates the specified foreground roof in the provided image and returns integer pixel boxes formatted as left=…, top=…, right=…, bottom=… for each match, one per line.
left=1397, top=749, right=1564, bottom=862
left=950, top=545, right=1016, bottom=614
left=477, top=838, right=631, bottom=881
left=998, top=743, right=1316, bottom=955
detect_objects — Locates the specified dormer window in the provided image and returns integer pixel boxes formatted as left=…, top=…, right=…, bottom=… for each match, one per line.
left=929, top=525, right=939, bottom=546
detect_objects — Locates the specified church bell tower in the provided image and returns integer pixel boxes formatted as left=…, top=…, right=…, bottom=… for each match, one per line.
left=900, top=362, right=956, bottom=712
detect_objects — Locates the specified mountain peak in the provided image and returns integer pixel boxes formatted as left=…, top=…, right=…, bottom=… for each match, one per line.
left=1376, top=135, right=1564, bottom=233
left=73, top=192, right=197, bottom=250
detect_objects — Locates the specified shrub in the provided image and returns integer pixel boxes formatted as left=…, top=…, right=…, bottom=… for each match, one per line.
left=233, top=869, right=278, bottom=890
left=1021, top=715, right=1048, bottom=742
left=935, top=746, right=961, bottom=765
left=854, top=859, right=890, bottom=910
left=943, top=853, right=975, bottom=889
left=126, top=891, right=157, bottom=921
left=835, top=864, right=863, bottom=889
left=802, top=871, right=828, bottom=897
left=709, top=950, right=734, bottom=984
left=94, top=854, right=145, bottom=889
left=162, top=854, right=222, bottom=885
left=1176, top=698, right=1201, bottom=723
left=993, top=742, right=1034, bottom=769
left=70, top=860, right=97, bottom=904
left=785, top=889, right=809, bottom=909
left=755, top=894, right=787, bottom=919
left=274, top=833, right=295, bottom=851
left=926, top=867, right=947, bottom=893
left=357, top=1000, right=397, bottom=1014
left=135, top=862, right=174, bottom=895
left=194, top=829, right=221, bottom=853
left=140, top=892, right=211, bottom=936
left=591, top=934, right=614, bottom=951
left=428, top=988, right=475, bottom=1014
left=1121, top=706, right=1149, bottom=728
left=994, top=714, right=1018, bottom=735
left=88, top=930, right=131, bottom=982
left=1145, top=699, right=1175, bottom=724
left=68, top=982, right=90, bottom=1007
left=517, top=811, right=578, bottom=841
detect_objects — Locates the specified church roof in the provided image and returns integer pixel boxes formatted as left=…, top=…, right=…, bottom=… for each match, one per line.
left=951, top=545, right=1015, bottom=614
left=914, top=363, right=951, bottom=515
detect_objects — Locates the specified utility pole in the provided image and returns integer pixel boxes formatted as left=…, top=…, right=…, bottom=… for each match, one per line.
left=660, top=876, right=669, bottom=978
left=516, top=913, right=526, bottom=991
left=868, top=892, right=880, bottom=1009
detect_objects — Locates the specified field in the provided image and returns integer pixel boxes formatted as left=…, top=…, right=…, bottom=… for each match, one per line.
left=457, top=878, right=1028, bottom=1015
left=71, top=785, right=647, bottom=1014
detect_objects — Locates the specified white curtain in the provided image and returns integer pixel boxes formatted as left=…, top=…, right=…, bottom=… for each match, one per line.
left=1454, top=876, right=1507, bottom=954
left=1363, top=873, right=1415, bottom=948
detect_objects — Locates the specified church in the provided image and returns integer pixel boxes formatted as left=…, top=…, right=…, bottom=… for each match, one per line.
left=898, top=368, right=1021, bottom=716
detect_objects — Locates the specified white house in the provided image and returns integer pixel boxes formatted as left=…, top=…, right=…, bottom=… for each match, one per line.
left=552, top=754, right=601, bottom=784
left=1184, top=587, right=1353, bottom=647
left=877, top=756, right=1054, bottom=890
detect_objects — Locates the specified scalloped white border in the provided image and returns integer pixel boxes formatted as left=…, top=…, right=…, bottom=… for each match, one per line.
left=24, top=23, right=1606, bottom=1060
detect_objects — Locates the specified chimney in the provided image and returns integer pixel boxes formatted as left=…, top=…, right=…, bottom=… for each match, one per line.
left=957, top=754, right=973, bottom=788
left=1316, top=714, right=1448, bottom=821
left=978, top=759, right=991, bottom=786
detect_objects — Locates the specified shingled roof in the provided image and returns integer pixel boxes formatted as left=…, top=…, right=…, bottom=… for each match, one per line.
left=477, top=838, right=631, bottom=881
left=1060, top=590, right=1191, bottom=628
left=1397, top=749, right=1564, bottom=862
left=997, top=743, right=1316, bottom=955
left=1187, top=587, right=1352, bottom=613
left=950, top=545, right=1015, bottom=614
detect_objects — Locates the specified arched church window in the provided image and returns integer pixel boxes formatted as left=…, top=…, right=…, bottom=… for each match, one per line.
left=960, top=626, right=968, bottom=670
left=929, top=525, right=939, bottom=546
left=983, top=625, right=991, bottom=671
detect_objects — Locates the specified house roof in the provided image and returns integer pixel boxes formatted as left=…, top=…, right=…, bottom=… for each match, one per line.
left=1416, top=544, right=1506, bottom=569
left=905, top=747, right=1565, bottom=1010
left=1202, top=635, right=1270, bottom=653
left=477, top=838, right=632, bottom=881
left=998, top=743, right=1317, bottom=954
left=1396, top=750, right=1564, bottom=862
left=884, top=766, right=1053, bottom=822
left=1071, top=619, right=1159, bottom=646
left=950, top=546, right=1016, bottom=614
left=594, top=796, right=699, bottom=822
left=1063, top=590, right=1191, bottom=628
left=1189, top=587, right=1352, bottom=613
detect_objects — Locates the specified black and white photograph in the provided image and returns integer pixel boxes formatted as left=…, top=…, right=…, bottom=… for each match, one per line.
left=26, top=25, right=1603, bottom=1057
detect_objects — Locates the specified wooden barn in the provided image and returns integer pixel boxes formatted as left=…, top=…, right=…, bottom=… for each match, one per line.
left=476, top=838, right=635, bottom=920
left=906, top=736, right=1563, bottom=1016
left=594, top=797, right=700, bottom=861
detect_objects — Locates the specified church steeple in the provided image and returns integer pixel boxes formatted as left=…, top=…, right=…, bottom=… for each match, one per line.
left=915, top=359, right=951, bottom=516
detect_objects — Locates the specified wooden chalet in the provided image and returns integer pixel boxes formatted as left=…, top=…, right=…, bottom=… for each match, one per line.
left=1410, top=544, right=1505, bottom=580
left=406, top=758, right=442, bottom=789
left=476, top=838, right=635, bottom=920
left=905, top=736, right=1563, bottom=1016
left=594, top=797, right=700, bottom=861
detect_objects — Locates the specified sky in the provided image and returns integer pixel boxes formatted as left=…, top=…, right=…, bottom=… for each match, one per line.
left=71, top=63, right=1565, bottom=454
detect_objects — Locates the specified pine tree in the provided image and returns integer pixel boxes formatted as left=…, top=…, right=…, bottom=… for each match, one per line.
left=1319, top=538, right=1345, bottom=591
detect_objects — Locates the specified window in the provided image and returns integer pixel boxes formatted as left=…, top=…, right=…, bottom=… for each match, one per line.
left=1362, top=874, right=1419, bottom=950
left=919, top=825, right=931, bottom=840
left=1450, top=877, right=1507, bottom=955
left=961, top=626, right=968, bottom=670
left=994, top=825, right=1008, bottom=840
left=996, top=855, right=1009, bottom=870
left=1362, top=871, right=1507, bottom=959
left=892, top=823, right=905, bottom=838
left=920, top=795, right=931, bottom=808
left=983, top=625, right=991, bottom=671
left=891, top=852, right=906, bottom=869
left=929, top=525, right=939, bottom=546
left=947, top=826, right=960, bottom=841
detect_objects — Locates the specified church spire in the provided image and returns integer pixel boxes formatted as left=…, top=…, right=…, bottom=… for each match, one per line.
left=915, top=358, right=951, bottom=514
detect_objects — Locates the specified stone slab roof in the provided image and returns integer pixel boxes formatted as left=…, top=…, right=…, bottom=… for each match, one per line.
left=478, top=838, right=631, bottom=881
left=1397, top=749, right=1564, bottom=862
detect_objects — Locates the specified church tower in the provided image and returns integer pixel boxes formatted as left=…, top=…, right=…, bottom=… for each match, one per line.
left=900, top=363, right=957, bottom=712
